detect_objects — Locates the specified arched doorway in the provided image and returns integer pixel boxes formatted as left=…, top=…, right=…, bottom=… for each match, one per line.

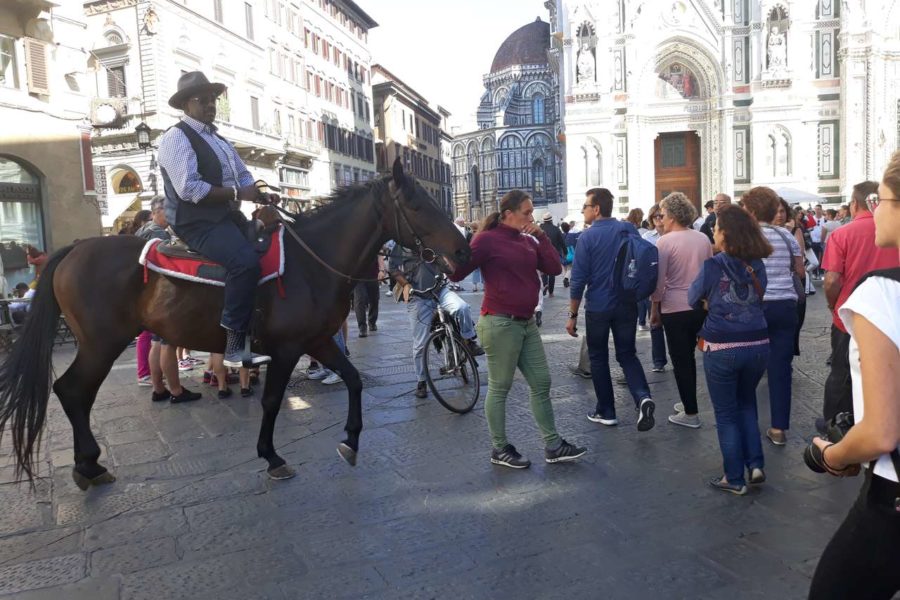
left=104, top=166, right=144, bottom=231
left=0, top=155, right=45, bottom=289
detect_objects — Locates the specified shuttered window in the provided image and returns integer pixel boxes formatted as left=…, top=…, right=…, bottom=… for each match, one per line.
left=24, top=38, right=48, bottom=95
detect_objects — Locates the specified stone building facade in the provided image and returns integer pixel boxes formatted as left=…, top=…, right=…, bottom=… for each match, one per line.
left=548, top=0, right=900, bottom=219
left=0, top=0, right=102, bottom=288
left=451, top=18, right=564, bottom=222
left=372, top=64, right=446, bottom=209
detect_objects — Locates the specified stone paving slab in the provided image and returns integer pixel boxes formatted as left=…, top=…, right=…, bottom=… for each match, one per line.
left=0, top=280, right=865, bottom=598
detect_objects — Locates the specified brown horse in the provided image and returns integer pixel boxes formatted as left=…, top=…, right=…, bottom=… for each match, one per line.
left=0, top=159, right=469, bottom=488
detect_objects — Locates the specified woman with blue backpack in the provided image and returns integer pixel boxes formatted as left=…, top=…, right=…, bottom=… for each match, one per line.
left=689, top=205, right=772, bottom=495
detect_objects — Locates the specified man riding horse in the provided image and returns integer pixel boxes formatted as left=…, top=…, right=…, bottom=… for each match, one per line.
left=157, top=71, right=277, bottom=368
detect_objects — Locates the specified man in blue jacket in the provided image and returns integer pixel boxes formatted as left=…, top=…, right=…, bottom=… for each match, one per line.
left=565, top=188, right=655, bottom=431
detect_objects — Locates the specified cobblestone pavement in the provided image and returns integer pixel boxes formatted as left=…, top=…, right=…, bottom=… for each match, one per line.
left=0, top=278, right=859, bottom=599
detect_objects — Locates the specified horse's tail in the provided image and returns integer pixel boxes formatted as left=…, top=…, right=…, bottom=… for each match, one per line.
left=0, top=244, right=75, bottom=481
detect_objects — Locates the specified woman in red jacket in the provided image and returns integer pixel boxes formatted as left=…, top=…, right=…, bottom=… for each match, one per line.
left=450, top=190, right=587, bottom=469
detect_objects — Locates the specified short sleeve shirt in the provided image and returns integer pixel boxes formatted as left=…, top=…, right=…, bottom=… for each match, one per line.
left=839, top=275, right=900, bottom=482
left=822, top=212, right=900, bottom=332
left=760, top=225, right=802, bottom=302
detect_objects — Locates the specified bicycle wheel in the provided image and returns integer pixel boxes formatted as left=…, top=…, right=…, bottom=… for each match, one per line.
left=423, top=328, right=480, bottom=414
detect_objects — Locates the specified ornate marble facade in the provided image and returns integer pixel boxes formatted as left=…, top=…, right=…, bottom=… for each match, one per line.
left=451, top=19, right=563, bottom=221
left=548, top=0, right=900, bottom=219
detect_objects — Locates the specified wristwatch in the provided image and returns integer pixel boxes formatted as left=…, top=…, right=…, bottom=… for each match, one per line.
left=567, top=310, right=577, bottom=319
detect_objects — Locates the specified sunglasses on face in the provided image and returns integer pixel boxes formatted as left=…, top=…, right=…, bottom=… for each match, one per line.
left=866, top=193, right=899, bottom=212
left=653, top=214, right=664, bottom=221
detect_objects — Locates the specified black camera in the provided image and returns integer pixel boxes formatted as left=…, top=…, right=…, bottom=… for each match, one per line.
left=803, top=412, right=855, bottom=473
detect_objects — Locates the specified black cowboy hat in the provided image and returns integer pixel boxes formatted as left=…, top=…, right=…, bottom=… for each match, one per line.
left=168, top=71, right=227, bottom=109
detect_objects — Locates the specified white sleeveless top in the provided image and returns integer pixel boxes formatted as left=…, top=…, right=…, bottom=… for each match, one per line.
left=839, top=274, right=900, bottom=483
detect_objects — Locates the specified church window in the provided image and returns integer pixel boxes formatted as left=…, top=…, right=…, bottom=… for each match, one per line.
left=532, top=160, right=545, bottom=196
left=533, top=94, right=545, bottom=125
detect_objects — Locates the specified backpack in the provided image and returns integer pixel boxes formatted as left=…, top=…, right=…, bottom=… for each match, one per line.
left=611, top=226, right=659, bottom=303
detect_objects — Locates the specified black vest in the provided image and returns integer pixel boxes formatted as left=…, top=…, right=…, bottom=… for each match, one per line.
left=161, top=121, right=229, bottom=229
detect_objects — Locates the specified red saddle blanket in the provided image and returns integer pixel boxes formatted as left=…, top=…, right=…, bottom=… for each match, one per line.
left=139, top=226, right=285, bottom=287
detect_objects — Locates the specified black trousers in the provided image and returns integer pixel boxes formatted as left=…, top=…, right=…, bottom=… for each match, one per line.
left=661, top=309, right=706, bottom=415
left=823, top=325, right=852, bottom=421
left=809, top=472, right=900, bottom=599
left=541, top=273, right=556, bottom=296
left=353, top=281, right=379, bottom=331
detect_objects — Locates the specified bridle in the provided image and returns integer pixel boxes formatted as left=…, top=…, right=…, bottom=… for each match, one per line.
left=272, top=179, right=444, bottom=283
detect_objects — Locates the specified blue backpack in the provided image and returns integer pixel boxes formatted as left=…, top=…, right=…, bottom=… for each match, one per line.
left=612, top=226, right=658, bottom=303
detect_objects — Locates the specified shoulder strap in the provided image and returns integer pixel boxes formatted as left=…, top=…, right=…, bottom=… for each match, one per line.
left=741, top=261, right=765, bottom=298
left=852, top=267, right=900, bottom=293
left=765, top=224, right=795, bottom=256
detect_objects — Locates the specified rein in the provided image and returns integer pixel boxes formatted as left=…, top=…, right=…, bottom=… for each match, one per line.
left=270, top=181, right=440, bottom=283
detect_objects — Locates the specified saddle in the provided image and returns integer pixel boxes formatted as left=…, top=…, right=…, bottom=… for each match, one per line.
left=139, top=209, right=286, bottom=288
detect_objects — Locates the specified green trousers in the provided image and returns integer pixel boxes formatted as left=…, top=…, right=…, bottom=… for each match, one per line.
left=476, top=314, right=561, bottom=450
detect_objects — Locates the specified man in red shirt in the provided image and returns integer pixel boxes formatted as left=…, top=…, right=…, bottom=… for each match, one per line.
left=821, top=181, right=900, bottom=422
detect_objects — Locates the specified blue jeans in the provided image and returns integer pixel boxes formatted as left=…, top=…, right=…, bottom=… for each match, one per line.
left=704, top=344, right=769, bottom=486
left=763, top=300, right=798, bottom=430
left=637, top=299, right=650, bottom=326
left=585, top=303, right=651, bottom=418
left=174, top=212, right=259, bottom=332
left=408, top=288, right=475, bottom=382
left=650, top=325, right=667, bottom=369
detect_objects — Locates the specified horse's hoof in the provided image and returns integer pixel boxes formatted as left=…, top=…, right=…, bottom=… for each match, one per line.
left=72, top=468, right=116, bottom=491
left=267, top=464, right=296, bottom=480
left=337, top=442, right=357, bottom=466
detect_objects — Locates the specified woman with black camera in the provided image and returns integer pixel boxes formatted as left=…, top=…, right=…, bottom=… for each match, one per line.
left=807, top=150, right=900, bottom=599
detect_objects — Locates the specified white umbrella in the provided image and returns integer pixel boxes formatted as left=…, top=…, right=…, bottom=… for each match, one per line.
left=773, top=186, right=824, bottom=205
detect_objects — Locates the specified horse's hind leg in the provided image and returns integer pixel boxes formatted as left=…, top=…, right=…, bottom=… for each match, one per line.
left=53, top=342, right=127, bottom=490
left=257, top=344, right=303, bottom=480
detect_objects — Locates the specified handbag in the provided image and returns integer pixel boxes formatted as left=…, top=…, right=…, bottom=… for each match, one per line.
left=769, top=226, right=806, bottom=304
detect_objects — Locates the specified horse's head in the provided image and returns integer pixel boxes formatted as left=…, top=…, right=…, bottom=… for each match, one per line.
left=384, top=157, right=470, bottom=273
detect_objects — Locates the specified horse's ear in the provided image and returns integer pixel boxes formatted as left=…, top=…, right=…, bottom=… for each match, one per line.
left=392, top=156, right=406, bottom=188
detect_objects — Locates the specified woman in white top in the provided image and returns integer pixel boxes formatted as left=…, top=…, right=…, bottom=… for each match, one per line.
left=808, top=150, right=900, bottom=599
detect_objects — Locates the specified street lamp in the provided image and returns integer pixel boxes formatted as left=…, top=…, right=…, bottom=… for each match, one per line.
left=135, top=121, right=152, bottom=151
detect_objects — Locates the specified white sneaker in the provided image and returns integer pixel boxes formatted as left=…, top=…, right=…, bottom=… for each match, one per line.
left=137, top=375, right=152, bottom=387
left=637, top=325, right=650, bottom=332
left=322, top=371, right=342, bottom=385
left=668, top=412, right=701, bottom=429
left=384, top=290, right=393, bottom=296
left=306, top=367, right=328, bottom=380
left=177, top=359, right=193, bottom=372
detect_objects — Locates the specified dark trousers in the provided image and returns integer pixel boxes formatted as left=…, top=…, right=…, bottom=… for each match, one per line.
left=585, top=303, right=651, bottom=418
left=794, top=300, right=807, bottom=356
left=809, top=472, right=900, bottom=599
left=353, top=281, right=379, bottom=331
left=763, top=300, right=798, bottom=431
left=175, top=212, right=259, bottom=332
left=541, top=273, right=556, bottom=296
left=661, top=309, right=706, bottom=415
left=637, top=299, right=650, bottom=327
left=823, top=325, right=852, bottom=421
left=650, top=325, right=667, bottom=369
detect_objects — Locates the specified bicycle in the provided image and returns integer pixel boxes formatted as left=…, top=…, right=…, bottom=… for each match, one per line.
left=410, top=274, right=480, bottom=414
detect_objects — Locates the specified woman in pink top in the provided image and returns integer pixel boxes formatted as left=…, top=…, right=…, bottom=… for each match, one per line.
left=650, top=192, right=713, bottom=428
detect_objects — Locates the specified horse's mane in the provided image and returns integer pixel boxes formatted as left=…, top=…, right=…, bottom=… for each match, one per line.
left=287, top=177, right=388, bottom=226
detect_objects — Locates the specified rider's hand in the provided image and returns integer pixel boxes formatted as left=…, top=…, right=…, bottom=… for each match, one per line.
left=566, top=317, right=578, bottom=337
left=257, top=193, right=280, bottom=206
left=237, top=184, right=259, bottom=202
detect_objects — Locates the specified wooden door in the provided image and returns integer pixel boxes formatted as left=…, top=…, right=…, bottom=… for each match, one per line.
left=654, top=131, right=701, bottom=210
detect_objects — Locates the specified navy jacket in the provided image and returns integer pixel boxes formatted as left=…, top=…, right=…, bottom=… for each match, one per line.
left=569, top=219, right=637, bottom=313
left=689, top=253, right=769, bottom=343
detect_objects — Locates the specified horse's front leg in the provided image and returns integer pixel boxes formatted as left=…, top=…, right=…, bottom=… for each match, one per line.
left=310, top=338, right=363, bottom=466
left=257, top=344, right=303, bottom=480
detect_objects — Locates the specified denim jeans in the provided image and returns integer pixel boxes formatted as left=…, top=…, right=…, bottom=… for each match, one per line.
left=703, top=344, right=769, bottom=487
left=585, top=303, right=651, bottom=419
left=174, top=212, right=259, bottom=331
left=407, top=288, right=475, bottom=382
left=637, top=299, right=650, bottom=327
left=763, top=300, right=798, bottom=430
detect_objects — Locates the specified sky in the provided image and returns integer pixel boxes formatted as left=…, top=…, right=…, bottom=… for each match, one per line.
left=366, top=0, right=549, bottom=132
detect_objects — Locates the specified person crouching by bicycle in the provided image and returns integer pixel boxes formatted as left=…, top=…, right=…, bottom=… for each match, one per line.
left=449, top=189, right=587, bottom=469
left=390, top=249, right=484, bottom=400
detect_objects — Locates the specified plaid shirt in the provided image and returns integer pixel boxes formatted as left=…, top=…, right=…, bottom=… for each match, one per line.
left=157, top=115, right=254, bottom=203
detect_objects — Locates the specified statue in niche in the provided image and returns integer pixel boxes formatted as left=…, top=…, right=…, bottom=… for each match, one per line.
left=767, top=26, right=787, bottom=70
left=576, top=42, right=595, bottom=84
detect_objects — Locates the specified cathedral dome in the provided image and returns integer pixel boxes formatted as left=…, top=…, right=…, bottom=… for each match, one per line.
left=490, top=18, right=550, bottom=74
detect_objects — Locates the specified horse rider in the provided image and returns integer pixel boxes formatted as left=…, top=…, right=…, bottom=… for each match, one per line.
left=157, top=71, right=277, bottom=368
